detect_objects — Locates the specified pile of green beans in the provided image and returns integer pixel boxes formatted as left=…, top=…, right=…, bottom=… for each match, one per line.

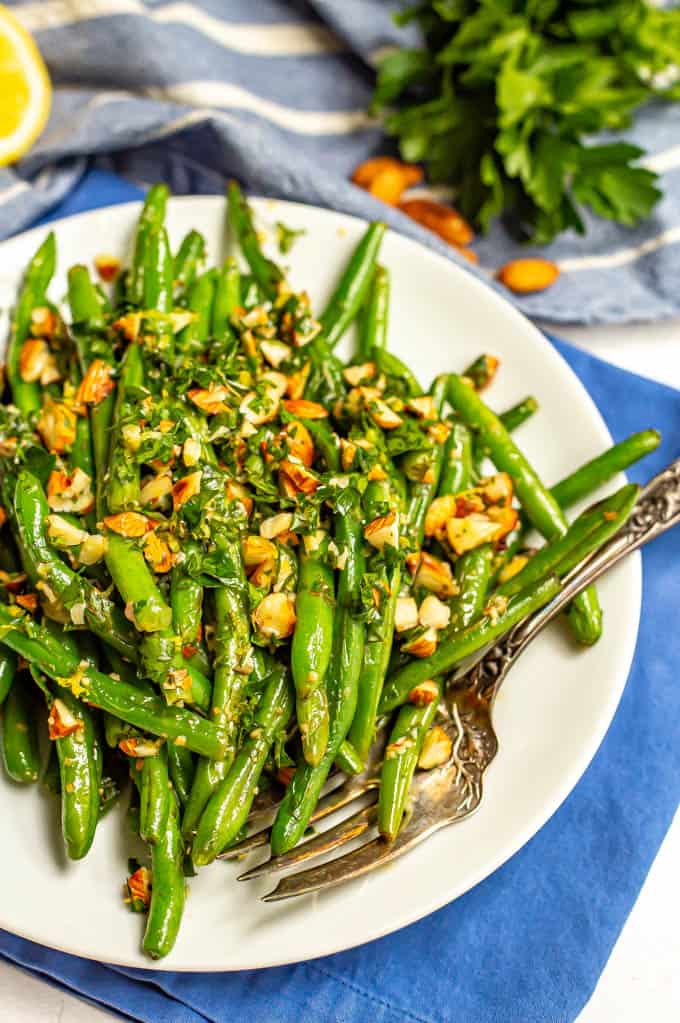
left=0, top=181, right=660, bottom=959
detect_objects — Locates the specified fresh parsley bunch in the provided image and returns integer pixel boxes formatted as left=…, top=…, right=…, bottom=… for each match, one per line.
left=373, top=1, right=680, bottom=243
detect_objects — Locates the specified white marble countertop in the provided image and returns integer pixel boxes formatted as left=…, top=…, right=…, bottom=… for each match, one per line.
left=2, top=318, right=679, bottom=1022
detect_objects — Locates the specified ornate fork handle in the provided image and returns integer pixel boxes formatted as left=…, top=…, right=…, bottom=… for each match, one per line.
left=466, top=458, right=680, bottom=702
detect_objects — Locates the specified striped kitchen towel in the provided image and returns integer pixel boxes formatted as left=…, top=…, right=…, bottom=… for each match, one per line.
left=3, top=0, right=680, bottom=325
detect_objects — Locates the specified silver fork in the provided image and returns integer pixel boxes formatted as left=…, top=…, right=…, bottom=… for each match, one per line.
left=222, top=458, right=680, bottom=901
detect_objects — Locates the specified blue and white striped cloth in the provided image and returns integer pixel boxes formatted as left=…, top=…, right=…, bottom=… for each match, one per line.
left=4, top=0, right=680, bottom=324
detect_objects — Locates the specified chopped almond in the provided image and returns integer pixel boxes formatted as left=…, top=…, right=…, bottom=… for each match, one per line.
left=240, top=373, right=287, bottom=426
left=140, top=472, right=173, bottom=508
left=364, top=511, right=399, bottom=551
left=16, top=593, right=38, bottom=613
left=408, top=680, right=439, bottom=706
left=119, top=737, right=162, bottom=758
left=419, top=594, right=451, bottom=631
left=169, top=310, right=197, bottom=333
left=343, top=362, right=376, bottom=387
left=78, top=534, right=108, bottom=565
left=395, top=596, right=419, bottom=633
left=406, top=395, right=436, bottom=420
left=77, top=359, right=115, bottom=406
left=399, top=198, right=474, bottom=247
left=48, top=698, right=82, bottom=740
left=367, top=465, right=388, bottom=481
left=283, top=420, right=314, bottom=467
left=47, top=514, right=89, bottom=548
left=103, top=512, right=155, bottom=538
left=30, top=306, right=58, bottom=339
left=252, top=591, right=296, bottom=639
left=243, top=534, right=277, bottom=568
left=125, top=866, right=152, bottom=910
left=94, top=253, right=121, bottom=282
left=182, top=437, right=201, bottom=467
left=282, top=399, right=328, bottom=420
left=113, top=312, right=142, bottom=342
left=418, top=725, right=452, bottom=769
left=172, top=471, right=202, bottom=510
left=188, top=384, right=230, bottom=415
left=285, top=362, right=311, bottom=400
left=19, top=338, right=50, bottom=383
left=407, top=552, right=457, bottom=598
left=260, top=512, right=294, bottom=540
left=402, top=626, right=438, bottom=658
left=340, top=438, right=357, bottom=470
left=279, top=459, right=319, bottom=495
left=143, top=532, right=174, bottom=573
left=46, top=467, right=94, bottom=514
left=37, top=398, right=77, bottom=454
left=260, top=339, right=292, bottom=368
left=446, top=512, right=503, bottom=555
left=367, top=397, right=403, bottom=430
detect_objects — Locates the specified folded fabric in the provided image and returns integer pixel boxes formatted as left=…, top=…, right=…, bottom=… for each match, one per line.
left=0, top=169, right=679, bottom=1023
left=3, top=0, right=680, bottom=324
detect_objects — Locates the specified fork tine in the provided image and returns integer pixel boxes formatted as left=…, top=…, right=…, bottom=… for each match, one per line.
left=217, top=776, right=377, bottom=861
left=237, top=799, right=378, bottom=881
left=261, top=815, right=442, bottom=901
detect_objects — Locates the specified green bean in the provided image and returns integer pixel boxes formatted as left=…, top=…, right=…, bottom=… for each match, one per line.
left=67, top=265, right=115, bottom=517
left=320, top=223, right=386, bottom=349
left=462, top=353, right=499, bottom=391
left=438, top=422, right=474, bottom=497
left=212, top=257, right=240, bottom=340
left=52, top=687, right=101, bottom=859
left=0, top=609, right=228, bottom=759
left=446, top=375, right=602, bottom=646
left=193, top=666, right=293, bottom=865
left=143, top=790, right=186, bottom=960
left=178, top=270, right=215, bottom=354
left=349, top=478, right=401, bottom=762
left=139, top=746, right=171, bottom=845
left=1, top=674, right=41, bottom=783
left=372, top=347, right=421, bottom=398
left=13, top=470, right=138, bottom=660
left=128, top=185, right=169, bottom=307
left=474, top=398, right=539, bottom=472
left=305, top=418, right=340, bottom=471
left=182, top=538, right=251, bottom=836
left=104, top=534, right=172, bottom=633
left=227, top=180, right=283, bottom=300
left=358, top=264, right=389, bottom=359
left=290, top=545, right=334, bottom=767
left=448, top=545, right=494, bottom=632
left=271, top=488, right=365, bottom=854
left=0, top=647, right=17, bottom=705
left=378, top=679, right=442, bottom=840
left=6, top=233, right=56, bottom=415
left=170, top=568, right=203, bottom=650
left=497, top=484, right=639, bottom=599
left=335, top=739, right=363, bottom=776
left=173, top=229, right=206, bottom=295
left=550, top=431, right=661, bottom=510
left=379, top=575, right=561, bottom=713
left=167, top=744, right=195, bottom=808
left=106, top=342, right=144, bottom=513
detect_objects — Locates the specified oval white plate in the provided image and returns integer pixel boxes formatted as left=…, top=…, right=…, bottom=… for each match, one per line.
left=0, top=197, right=640, bottom=971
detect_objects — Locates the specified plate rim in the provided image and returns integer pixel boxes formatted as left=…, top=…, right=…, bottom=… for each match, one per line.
left=0, top=195, right=642, bottom=971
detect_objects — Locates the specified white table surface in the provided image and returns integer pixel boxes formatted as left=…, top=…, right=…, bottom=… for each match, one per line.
left=2, top=318, right=679, bottom=1022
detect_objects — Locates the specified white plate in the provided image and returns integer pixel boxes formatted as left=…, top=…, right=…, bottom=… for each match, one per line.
left=0, top=197, right=641, bottom=971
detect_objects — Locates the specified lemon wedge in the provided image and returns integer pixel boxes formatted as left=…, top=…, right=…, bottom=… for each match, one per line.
left=0, top=4, right=51, bottom=167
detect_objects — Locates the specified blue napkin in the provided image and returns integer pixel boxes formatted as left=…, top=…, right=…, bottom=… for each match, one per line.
left=1, top=170, right=680, bottom=1023
left=4, top=0, right=680, bottom=324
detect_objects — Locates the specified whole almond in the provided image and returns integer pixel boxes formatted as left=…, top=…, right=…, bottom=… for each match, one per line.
left=352, top=156, right=422, bottom=190
left=497, top=258, right=560, bottom=294
left=398, top=198, right=474, bottom=247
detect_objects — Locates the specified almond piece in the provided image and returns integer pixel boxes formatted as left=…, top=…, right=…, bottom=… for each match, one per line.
left=103, top=512, right=155, bottom=538
left=282, top=399, right=328, bottom=420
left=408, top=680, right=439, bottom=706
left=418, top=725, right=452, bottom=769
left=48, top=698, right=82, bottom=740
left=260, top=512, right=294, bottom=540
left=402, top=626, right=438, bottom=658
left=497, top=258, right=560, bottom=294
left=407, top=551, right=457, bottom=598
left=77, top=359, right=115, bottom=405
left=395, top=596, right=419, bottom=633
left=364, top=511, right=399, bottom=551
left=19, top=338, right=50, bottom=382
left=37, top=398, right=77, bottom=454
left=419, top=594, right=451, bottom=631
left=283, top=420, right=314, bottom=467
left=252, top=591, right=296, bottom=640
left=399, top=198, right=474, bottom=247
left=172, top=471, right=202, bottom=510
